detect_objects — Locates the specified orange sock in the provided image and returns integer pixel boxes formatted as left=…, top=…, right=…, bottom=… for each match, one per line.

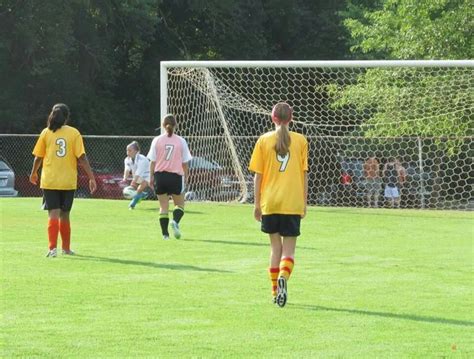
left=279, top=257, right=295, bottom=280
left=268, top=267, right=279, bottom=298
left=59, top=220, right=71, bottom=251
left=48, top=219, right=59, bottom=250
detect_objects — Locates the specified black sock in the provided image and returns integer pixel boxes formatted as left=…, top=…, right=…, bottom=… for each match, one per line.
left=159, top=213, right=169, bottom=235
left=173, top=206, right=184, bottom=223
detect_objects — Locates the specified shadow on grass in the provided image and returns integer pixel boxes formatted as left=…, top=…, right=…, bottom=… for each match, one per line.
left=290, top=303, right=474, bottom=327
left=141, top=208, right=205, bottom=214
left=70, top=254, right=232, bottom=273
left=181, top=238, right=317, bottom=251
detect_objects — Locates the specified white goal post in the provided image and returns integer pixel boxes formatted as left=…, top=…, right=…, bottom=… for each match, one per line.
left=160, top=60, right=474, bottom=209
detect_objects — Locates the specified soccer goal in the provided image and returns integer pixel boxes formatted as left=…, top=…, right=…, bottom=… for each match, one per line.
left=160, top=60, right=473, bottom=209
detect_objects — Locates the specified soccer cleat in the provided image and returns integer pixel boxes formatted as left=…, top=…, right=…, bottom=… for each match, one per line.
left=272, top=296, right=277, bottom=304
left=62, top=249, right=75, bottom=255
left=276, top=276, right=288, bottom=308
left=163, top=235, right=170, bottom=240
left=170, top=220, right=181, bottom=239
left=46, top=248, right=57, bottom=258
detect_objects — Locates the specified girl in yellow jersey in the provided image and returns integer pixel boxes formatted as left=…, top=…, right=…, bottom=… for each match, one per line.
left=30, top=104, right=97, bottom=257
left=249, top=102, right=308, bottom=307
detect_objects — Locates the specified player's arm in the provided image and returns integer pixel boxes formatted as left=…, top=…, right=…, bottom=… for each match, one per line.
left=302, top=171, right=308, bottom=219
left=131, top=175, right=139, bottom=189
left=78, top=154, right=97, bottom=193
left=123, top=166, right=130, bottom=182
left=149, top=160, right=155, bottom=189
left=253, top=172, right=263, bottom=221
left=29, top=157, right=43, bottom=185
left=182, top=162, right=189, bottom=185
left=399, top=166, right=407, bottom=185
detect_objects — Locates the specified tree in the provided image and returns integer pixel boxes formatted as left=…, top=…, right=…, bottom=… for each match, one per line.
left=343, top=0, right=472, bottom=59
left=327, top=0, right=473, bottom=154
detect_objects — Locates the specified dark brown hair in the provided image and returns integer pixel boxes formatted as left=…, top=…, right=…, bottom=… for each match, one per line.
left=47, top=103, right=70, bottom=132
left=163, top=114, right=177, bottom=137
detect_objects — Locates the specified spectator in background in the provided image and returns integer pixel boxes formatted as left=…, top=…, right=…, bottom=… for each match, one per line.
left=383, top=157, right=406, bottom=208
left=363, top=155, right=382, bottom=208
left=395, top=158, right=407, bottom=204
left=340, top=169, right=353, bottom=206
left=123, top=141, right=151, bottom=210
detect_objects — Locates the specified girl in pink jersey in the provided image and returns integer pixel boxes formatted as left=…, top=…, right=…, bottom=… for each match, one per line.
left=147, top=114, right=192, bottom=240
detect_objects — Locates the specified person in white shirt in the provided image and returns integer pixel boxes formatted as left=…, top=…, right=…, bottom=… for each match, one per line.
left=147, top=114, right=192, bottom=240
left=123, top=141, right=151, bottom=209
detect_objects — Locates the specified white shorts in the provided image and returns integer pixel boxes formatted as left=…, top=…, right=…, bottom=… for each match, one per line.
left=134, top=175, right=150, bottom=185
left=384, top=185, right=400, bottom=199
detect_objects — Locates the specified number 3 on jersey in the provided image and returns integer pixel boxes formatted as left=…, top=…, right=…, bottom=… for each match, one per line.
left=56, top=138, right=67, bottom=157
left=277, top=153, right=290, bottom=172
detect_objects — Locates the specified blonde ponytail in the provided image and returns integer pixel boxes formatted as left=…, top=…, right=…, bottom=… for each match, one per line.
left=275, top=124, right=291, bottom=156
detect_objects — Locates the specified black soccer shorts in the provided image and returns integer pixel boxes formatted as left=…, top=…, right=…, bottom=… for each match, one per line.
left=154, top=171, right=184, bottom=195
left=261, top=214, right=301, bottom=237
left=42, top=189, right=75, bottom=211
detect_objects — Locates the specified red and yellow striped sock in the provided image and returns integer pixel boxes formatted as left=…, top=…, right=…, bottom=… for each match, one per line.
left=268, top=267, right=279, bottom=298
left=59, top=220, right=71, bottom=251
left=48, top=219, right=59, bottom=250
left=279, top=256, right=295, bottom=280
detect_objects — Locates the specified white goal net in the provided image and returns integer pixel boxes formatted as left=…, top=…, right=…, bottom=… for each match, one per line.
left=161, top=60, right=473, bottom=210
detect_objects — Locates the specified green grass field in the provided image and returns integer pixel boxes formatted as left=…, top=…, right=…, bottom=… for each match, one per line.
left=1, top=198, right=473, bottom=358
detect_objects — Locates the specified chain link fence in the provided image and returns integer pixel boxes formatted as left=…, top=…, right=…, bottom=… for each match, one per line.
left=1, top=134, right=472, bottom=210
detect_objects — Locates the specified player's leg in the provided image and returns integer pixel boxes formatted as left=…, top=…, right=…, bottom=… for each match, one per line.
left=280, top=237, right=296, bottom=280
left=276, top=215, right=300, bottom=308
left=129, top=178, right=148, bottom=209
left=170, top=175, right=185, bottom=239
left=154, top=172, right=171, bottom=239
left=43, top=190, right=61, bottom=257
left=47, top=209, right=60, bottom=257
left=384, top=185, right=393, bottom=208
left=58, top=190, right=75, bottom=254
left=158, top=194, right=170, bottom=239
left=269, top=233, right=283, bottom=302
left=158, top=195, right=170, bottom=239
left=261, top=215, right=280, bottom=302
left=393, top=186, right=401, bottom=208
left=374, top=180, right=382, bottom=208
left=59, top=210, right=72, bottom=254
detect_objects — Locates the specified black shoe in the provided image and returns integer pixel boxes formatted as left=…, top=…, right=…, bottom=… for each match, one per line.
left=276, top=276, right=287, bottom=307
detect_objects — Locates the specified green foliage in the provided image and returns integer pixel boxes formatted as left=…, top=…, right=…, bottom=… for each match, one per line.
left=0, top=0, right=350, bottom=135
left=344, top=0, right=473, bottom=59
left=334, top=0, right=473, bottom=154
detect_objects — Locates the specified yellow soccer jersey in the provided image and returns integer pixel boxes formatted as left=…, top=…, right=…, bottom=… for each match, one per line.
left=32, top=125, right=86, bottom=190
left=249, top=131, right=308, bottom=215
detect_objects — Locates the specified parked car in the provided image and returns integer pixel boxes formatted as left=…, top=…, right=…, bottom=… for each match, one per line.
left=77, top=163, right=128, bottom=199
left=185, top=156, right=253, bottom=202
left=0, top=158, right=18, bottom=197
left=16, top=162, right=128, bottom=199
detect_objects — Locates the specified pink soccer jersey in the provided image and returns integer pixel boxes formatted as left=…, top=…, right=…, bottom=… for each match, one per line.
left=147, top=134, right=192, bottom=176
